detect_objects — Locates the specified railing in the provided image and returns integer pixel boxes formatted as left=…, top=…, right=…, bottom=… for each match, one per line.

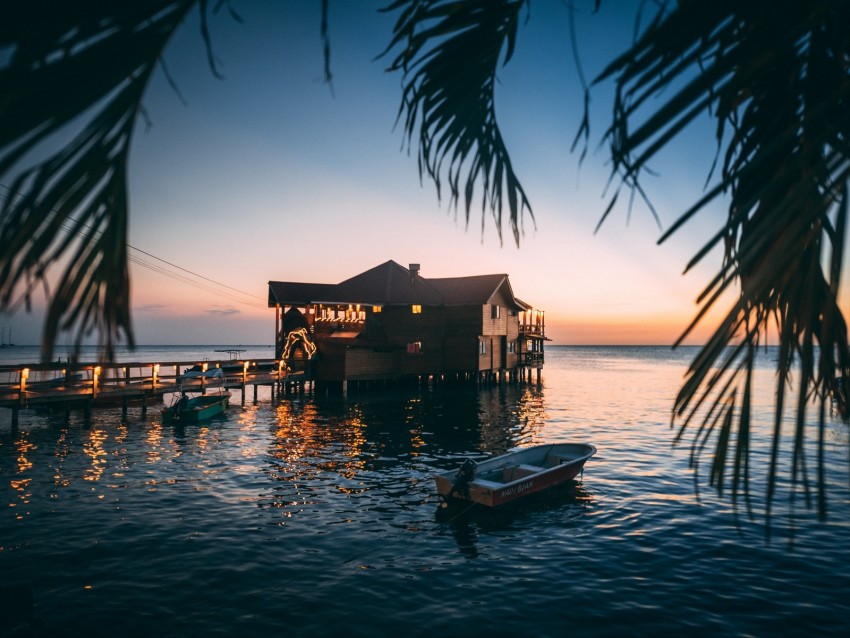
left=519, top=323, right=546, bottom=335
left=519, top=352, right=545, bottom=366
left=0, top=358, right=285, bottom=407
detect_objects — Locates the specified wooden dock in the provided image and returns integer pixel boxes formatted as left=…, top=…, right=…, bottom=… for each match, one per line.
left=0, top=357, right=303, bottom=428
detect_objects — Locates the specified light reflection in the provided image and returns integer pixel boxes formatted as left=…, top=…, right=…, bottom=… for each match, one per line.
left=82, top=427, right=107, bottom=482
left=264, top=399, right=372, bottom=521
left=234, top=404, right=262, bottom=467
left=146, top=420, right=163, bottom=464
left=52, top=428, right=71, bottom=488
left=399, top=397, right=428, bottom=455
left=10, top=478, right=31, bottom=492
left=114, top=423, right=128, bottom=445
left=477, top=386, right=547, bottom=453
left=10, top=434, right=36, bottom=519
left=16, top=435, right=35, bottom=472
left=195, top=425, right=211, bottom=453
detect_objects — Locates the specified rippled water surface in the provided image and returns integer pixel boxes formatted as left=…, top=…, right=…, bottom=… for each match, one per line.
left=2, top=345, right=849, bottom=637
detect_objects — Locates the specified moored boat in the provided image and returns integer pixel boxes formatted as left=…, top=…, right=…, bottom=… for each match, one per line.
left=162, top=366, right=230, bottom=424
left=435, top=442, right=596, bottom=508
left=161, top=390, right=231, bottom=424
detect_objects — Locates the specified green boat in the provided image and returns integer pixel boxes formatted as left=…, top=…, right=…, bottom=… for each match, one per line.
left=162, top=391, right=231, bottom=424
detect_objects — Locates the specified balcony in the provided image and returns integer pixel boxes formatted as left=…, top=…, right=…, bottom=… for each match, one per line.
left=519, top=352, right=545, bottom=367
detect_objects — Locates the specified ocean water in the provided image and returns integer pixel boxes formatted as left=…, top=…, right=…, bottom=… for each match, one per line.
left=1, top=345, right=848, bottom=637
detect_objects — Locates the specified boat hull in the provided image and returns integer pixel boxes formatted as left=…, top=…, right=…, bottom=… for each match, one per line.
left=435, top=443, right=596, bottom=508
left=161, top=392, right=231, bottom=424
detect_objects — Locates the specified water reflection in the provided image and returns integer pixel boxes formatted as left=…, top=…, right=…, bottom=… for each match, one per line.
left=2, top=382, right=552, bottom=517
left=255, top=384, right=552, bottom=527
left=82, top=427, right=107, bottom=482
left=437, top=482, right=596, bottom=559
left=3, top=349, right=849, bottom=637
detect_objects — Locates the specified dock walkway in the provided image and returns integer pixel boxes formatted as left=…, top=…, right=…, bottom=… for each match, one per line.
left=0, top=357, right=299, bottom=428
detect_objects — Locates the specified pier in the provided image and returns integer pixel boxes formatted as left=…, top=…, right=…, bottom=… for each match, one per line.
left=0, top=357, right=302, bottom=429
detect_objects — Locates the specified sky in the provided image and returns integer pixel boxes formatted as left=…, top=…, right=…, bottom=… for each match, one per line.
left=4, top=0, right=739, bottom=347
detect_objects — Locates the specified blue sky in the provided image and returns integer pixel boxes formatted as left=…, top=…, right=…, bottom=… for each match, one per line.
left=4, top=0, right=736, bottom=346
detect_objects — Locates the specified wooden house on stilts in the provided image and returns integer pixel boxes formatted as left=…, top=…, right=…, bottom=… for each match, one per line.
left=268, top=261, right=546, bottom=392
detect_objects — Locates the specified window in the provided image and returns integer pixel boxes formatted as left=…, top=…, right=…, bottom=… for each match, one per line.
left=407, top=341, right=423, bottom=354
left=491, top=304, right=500, bottom=319
left=479, top=341, right=487, bottom=355
left=372, top=305, right=382, bottom=313
left=508, top=341, right=516, bottom=354
left=411, top=304, right=422, bottom=314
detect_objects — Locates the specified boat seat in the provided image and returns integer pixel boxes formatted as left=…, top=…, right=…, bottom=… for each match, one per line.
left=516, top=464, right=545, bottom=473
left=477, top=464, right=547, bottom=485
left=501, top=464, right=545, bottom=481
left=544, top=454, right=574, bottom=467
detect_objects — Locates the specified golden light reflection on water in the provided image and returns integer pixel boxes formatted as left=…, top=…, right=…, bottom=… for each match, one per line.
left=403, top=397, right=427, bottom=454
left=82, top=427, right=107, bottom=482
left=477, top=386, right=547, bottom=452
left=233, top=404, right=263, bottom=472
left=146, top=420, right=163, bottom=464
left=51, top=428, right=71, bottom=488
left=9, top=434, right=36, bottom=520
left=516, top=387, right=548, bottom=446
left=113, top=422, right=128, bottom=448
left=15, top=434, right=34, bottom=473
left=265, top=400, right=373, bottom=522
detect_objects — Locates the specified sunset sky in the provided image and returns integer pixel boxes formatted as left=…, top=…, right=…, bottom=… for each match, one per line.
left=5, top=1, right=738, bottom=346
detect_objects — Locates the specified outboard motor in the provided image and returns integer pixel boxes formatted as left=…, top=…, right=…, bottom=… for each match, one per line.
left=439, top=458, right=478, bottom=508
left=455, top=458, right=477, bottom=487
left=173, top=394, right=189, bottom=421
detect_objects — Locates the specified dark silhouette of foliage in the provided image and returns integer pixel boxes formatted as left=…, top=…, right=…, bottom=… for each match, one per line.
left=2, top=0, right=848, bottom=525
left=384, top=0, right=850, bottom=529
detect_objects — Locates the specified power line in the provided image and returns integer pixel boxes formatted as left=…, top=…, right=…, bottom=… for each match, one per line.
left=0, top=184, right=267, bottom=309
left=128, top=244, right=265, bottom=303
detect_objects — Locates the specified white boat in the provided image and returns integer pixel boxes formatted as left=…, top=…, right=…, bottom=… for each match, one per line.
left=435, top=443, right=596, bottom=508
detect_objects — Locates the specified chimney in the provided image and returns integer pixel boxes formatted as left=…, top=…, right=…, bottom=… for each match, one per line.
left=409, top=263, right=420, bottom=278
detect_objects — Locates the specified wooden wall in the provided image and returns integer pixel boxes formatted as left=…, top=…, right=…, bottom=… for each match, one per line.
left=295, top=299, right=527, bottom=382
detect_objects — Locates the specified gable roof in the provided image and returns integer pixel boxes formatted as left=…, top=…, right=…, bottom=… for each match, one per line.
left=427, top=274, right=511, bottom=305
left=267, top=281, right=336, bottom=306
left=334, top=260, right=443, bottom=305
left=268, top=260, right=527, bottom=309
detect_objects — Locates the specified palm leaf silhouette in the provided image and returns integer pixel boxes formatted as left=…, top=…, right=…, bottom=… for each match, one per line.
left=382, top=0, right=534, bottom=244
left=385, top=0, right=850, bottom=526
left=0, top=1, right=207, bottom=360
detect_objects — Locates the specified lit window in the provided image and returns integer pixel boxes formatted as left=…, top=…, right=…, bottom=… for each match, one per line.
left=407, top=341, right=423, bottom=354
left=411, top=304, right=422, bottom=314
left=372, top=305, right=382, bottom=313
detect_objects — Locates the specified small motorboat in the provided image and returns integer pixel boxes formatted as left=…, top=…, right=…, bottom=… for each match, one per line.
left=164, top=365, right=230, bottom=424
left=435, top=442, right=596, bottom=508
left=161, top=390, right=231, bottom=424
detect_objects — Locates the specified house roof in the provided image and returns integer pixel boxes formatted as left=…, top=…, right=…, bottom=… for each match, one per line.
left=334, top=260, right=443, bottom=305
left=267, top=282, right=336, bottom=306
left=428, top=274, right=511, bottom=305
left=268, top=260, right=528, bottom=309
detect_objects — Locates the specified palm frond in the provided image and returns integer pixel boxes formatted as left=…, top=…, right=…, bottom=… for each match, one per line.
left=382, top=0, right=534, bottom=245
left=0, top=1, right=201, bottom=361
left=598, top=0, right=850, bottom=521
left=1, top=1, right=334, bottom=361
